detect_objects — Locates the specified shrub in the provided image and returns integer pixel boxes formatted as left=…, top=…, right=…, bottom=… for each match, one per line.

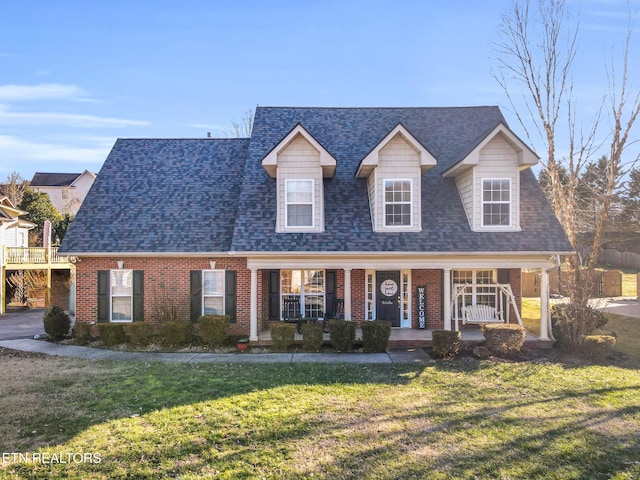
left=42, top=305, right=71, bottom=341
left=197, top=314, right=230, bottom=347
left=551, top=303, right=608, bottom=348
left=72, top=323, right=93, bottom=343
left=361, top=320, right=392, bottom=353
left=582, top=335, right=616, bottom=361
left=328, top=319, right=356, bottom=351
left=98, top=323, right=127, bottom=346
left=483, top=324, right=526, bottom=356
left=270, top=323, right=296, bottom=352
left=126, top=322, right=154, bottom=346
left=432, top=330, right=461, bottom=358
left=159, top=321, right=193, bottom=347
left=301, top=322, right=324, bottom=352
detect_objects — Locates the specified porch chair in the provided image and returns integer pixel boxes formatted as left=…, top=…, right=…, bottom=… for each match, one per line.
left=325, top=298, right=344, bottom=332
left=282, top=295, right=303, bottom=333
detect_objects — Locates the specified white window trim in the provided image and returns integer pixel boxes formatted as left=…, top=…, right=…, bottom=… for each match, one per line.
left=451, top=269, right=498, bottom=321
left=383, top=179, right=413, bottom=229
left=284, top=179, right=315, bottom=229
left=481, top=178, right=512, bottom=228
left=280, top=269, right=325, bottom=319
left=110, top=269, right=133, bottom=323
left=202, top=270, right=226, bottom=316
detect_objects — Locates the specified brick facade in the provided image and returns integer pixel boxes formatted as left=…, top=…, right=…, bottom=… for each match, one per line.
left=75, top=260, right=522, bottom=336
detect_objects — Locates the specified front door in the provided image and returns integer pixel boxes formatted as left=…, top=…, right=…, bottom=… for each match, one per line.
left=376, top=271, right=401, bottom=327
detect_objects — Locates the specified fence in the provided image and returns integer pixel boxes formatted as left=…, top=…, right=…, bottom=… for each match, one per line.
left=599, top=249, right=640, bottom=270
left=522, top=269, right=623, bottom=298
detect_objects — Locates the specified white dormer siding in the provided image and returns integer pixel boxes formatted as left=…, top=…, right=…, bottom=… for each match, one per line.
left=261, top=125, right=337, bottom=234
left=275, top=135, right=325, bottom=233
left=454, top=134, right=523, bottom=231
left=357, top=125, right=437, bottom=233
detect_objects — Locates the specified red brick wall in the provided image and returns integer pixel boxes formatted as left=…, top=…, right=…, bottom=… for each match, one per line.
left=507, top=268, right=522, bottom=324
left=75, top=256, right=255, bottom=336
left=412, top=270, right=443, bottom=329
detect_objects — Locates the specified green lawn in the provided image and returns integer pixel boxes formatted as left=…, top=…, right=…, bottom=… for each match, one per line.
left=1, top=348, right=639, bottom=479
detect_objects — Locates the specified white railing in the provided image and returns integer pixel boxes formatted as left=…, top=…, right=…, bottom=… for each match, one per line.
left=4, top=246, right=70, bottom=265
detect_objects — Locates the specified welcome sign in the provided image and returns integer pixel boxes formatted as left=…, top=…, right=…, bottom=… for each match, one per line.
left=417, top=286, right=426, bottom=329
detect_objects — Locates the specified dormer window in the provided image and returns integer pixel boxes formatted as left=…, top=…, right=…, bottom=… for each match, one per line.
left=482, top=179, right=511, bottom=227
left=384, top=179, right=412, bottom=227
left=286, top=179, right=314, bottom=227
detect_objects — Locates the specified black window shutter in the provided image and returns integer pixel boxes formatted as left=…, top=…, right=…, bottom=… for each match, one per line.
left=225, top=270, right=237, bottom=323
left=190, top=270, right=202, bottom=322
left=326, top=270, right=336, bottom=318
left=97, top=270, right=109, bottom=323
left=268, top=270, right=280, bottom=320
left=497, top=269, right=510, bottom=284
left=132, top=270, right=144, bottom=322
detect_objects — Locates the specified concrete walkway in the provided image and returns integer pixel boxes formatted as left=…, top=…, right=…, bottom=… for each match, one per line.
left=0, top=338, right=432, bottom=364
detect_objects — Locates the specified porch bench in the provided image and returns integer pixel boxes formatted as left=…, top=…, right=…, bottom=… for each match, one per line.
left=462, top=305, right=503, bottom=325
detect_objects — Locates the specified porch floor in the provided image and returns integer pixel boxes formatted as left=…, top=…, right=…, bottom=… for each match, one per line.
left=256, top=327, right=549, bottom=349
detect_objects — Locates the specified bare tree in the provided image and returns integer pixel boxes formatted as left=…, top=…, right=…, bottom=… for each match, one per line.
left=224, top=109, right=254, bottom=138
left=493, top=0, right=640, bottom=346
left=1, top=171, right=28, bottom=207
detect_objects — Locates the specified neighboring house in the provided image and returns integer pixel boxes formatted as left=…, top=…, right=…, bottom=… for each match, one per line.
left=0, top=196, right=34, bottom=310
left=30, top=170, right=96, bottom=215
left=60, top=106, right=574, bottom=342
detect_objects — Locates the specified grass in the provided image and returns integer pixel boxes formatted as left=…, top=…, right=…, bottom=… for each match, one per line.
left=1, top=348, right=639, bottom=479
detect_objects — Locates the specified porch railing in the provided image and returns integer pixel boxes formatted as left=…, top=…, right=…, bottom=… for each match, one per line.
left=3, top=246, right=70, bottom=266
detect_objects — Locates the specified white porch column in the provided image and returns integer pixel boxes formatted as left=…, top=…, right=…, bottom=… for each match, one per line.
left=344, top=268, right=352, bottom=321
left=443, top=268, right=452, bottom=330
left=249, top=268, right=258, bottom=341
left=539, top=268, right=551, bottom=341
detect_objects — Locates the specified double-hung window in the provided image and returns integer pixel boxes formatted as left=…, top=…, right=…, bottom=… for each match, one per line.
left=281, top=269, right=325, bottom=318
left=111, top=269, right=133, bottom=322
left=203, top=270, right=225, bottom=315
left=286, top=180, right=314, bottom=227
left=384, top=179, right=412, bottom=227
left=482, top=179, right=511, bottom=227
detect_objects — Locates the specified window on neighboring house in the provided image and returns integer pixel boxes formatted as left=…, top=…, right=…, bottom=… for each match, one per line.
left=286, top=180, right=314, bottom=227
left=111, top=270, right=133, bottom=321
left=62, top=188, right=69, bottom=200
left=281, top=269, right=325, bottom=318
left=482, top=179, right=511, bottom=226
left=384, top=179, right=412, bottom=226
left=203, top=270, right=225, bottom=315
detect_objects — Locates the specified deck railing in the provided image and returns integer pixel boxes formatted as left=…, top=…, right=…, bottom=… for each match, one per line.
left=3, top=246, right=70, bottom=265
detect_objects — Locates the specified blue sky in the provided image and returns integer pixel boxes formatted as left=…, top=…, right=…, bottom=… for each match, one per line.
left=0, top=0, right=638, bottom=182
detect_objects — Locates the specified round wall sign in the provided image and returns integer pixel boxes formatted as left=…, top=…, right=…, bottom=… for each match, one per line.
left=380, top=279, right=398, bottom=297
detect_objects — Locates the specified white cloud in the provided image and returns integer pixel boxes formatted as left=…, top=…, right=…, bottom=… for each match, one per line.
left=0, top=135, right=110, bottom=164
left=0, top=105, right=149, bottom=128
left=0, top=83, right=89, bottom=101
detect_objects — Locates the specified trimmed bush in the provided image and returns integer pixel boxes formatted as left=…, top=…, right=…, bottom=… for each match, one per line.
left=328, top=319, right=356, bottom=351
left=362, top=320, right=392, bottom=353
left=483, top=324, right=526, bottom=356
left=432, top=329, right=461, bottom=358
left=583, top=335, right=616, bottom=361
left=301, top=322, right=324, bottom=352
left=126, top=322, right=154, bottom=346
left=72, top=323, right=93, bottom=343
left=270, top=323, right=296, bottom=352
left=43, top=305, right=71, bottom=341
left=98, top=323, right=127, bottom=346
left=198, top=314, right=230, bottom=347
left=159, top=321, right=193, bottom=347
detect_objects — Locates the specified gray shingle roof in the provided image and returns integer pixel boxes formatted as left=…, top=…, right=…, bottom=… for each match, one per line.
left=60, top=139, right=248, bottom=253
left=31, top=172, right=82, bottom=187
left=60, top=106, right=573, bottom=255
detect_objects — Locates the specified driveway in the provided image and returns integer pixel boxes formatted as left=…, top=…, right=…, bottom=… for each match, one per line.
left=600, top=298, right=640, bottom=318
left=0, top=308, right=47, bottom=340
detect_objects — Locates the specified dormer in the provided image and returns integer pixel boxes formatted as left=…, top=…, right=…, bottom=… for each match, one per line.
left=356, top=124, right=437, bottom=232
left=261, top=124, right=337, bottom=233
left=443, top=123, right=538, bottom=232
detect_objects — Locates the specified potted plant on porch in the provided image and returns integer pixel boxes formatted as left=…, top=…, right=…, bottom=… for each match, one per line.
left=237, top=338, right=250, bottom=352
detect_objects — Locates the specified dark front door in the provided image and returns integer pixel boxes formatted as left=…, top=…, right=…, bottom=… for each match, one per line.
left=376, top=271, right=401, bottom=327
